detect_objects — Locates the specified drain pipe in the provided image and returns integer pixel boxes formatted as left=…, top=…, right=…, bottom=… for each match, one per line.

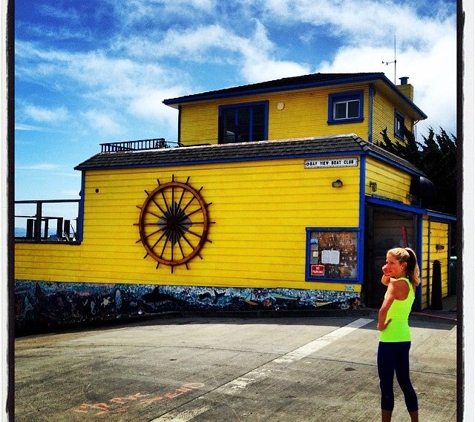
left=427, top=219, right=431, bottom=309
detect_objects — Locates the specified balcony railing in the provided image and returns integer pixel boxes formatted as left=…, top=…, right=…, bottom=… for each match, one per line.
left=15, top=199, right=80, bottom=243
left=100, top=138, right=179, bottom=153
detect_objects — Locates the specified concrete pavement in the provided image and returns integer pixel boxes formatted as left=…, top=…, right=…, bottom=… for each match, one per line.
left=15, top=313, right=457, bottom=421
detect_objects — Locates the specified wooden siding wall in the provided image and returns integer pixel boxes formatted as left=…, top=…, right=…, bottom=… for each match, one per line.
left=371, top=87, right=413, bottom=145
left=15, top=157, right=362, bottom=292
left=365, top=157, right=412, bottom=203
left=371, top=88, right=393, bottom=143
left=179, top=84, right=372, bottom=145
left=180, top=101, right=220, bottom=145
left=421, top=218, right=450, bottom=310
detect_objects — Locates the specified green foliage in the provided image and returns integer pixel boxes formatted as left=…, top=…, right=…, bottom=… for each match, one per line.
left=376, top=127, right=457, bottom=215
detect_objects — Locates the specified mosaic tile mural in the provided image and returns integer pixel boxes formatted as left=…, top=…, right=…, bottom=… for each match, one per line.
left=15, top=280, right=361, bottom=334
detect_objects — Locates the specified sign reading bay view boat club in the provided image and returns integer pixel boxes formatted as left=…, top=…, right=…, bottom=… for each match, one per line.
left=304, top=157, right=358, bottom=169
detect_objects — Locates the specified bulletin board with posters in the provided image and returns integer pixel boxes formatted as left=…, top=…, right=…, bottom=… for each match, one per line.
left=306, top=228, right=359, bottom=282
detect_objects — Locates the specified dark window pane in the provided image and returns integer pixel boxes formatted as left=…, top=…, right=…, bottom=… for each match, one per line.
left=334, top=102, right=347, bottom=119
left=252, top=105, right=265, bottom=141
left=222, top=109, right=236, bottom=143
left=253, top=105, right=265, bottom=120
left=347, top=100, right=360, bottom=118
left=395, top=113, right=404, bottom=138
left=237, top=108, right=250, bottom=142
left=219, top=103, right=267, bottom=143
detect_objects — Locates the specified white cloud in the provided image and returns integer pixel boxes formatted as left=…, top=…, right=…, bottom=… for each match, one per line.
left=82, top=110, right=123, bottom=135
left=160, top=25, right=234, bottom=60
left=112, top=23, right=269, bottom=66
left=110, top=25, right=234, bottom=64
left=37, top=4, right=81, bottom=22
left=402, top=34, right=457, bottom=136
left=106, top=0, right=217, bottom=28
left=136, top=21, right=311, bottom=83
left=128, top=89, right=183, bottom=124
left=317, top=29, right=456, bottom=138
left=15, top=0, right=456, bottom=146
left=241, top=57, right=310, bottom=84
left=23, top=105, right=69, bottom=124
left=257, top=0, right=454, bottom=45
left=247, top=0, right=456, bottom=136
left=15, top=123, right=45, bottom=131
left=237, top=21, right=310, bottom=83
left=16, top=163, right=60, bottom=170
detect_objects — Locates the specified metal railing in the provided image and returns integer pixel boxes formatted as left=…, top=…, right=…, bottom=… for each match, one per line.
left=100, top=138, right=177, bottom=153
left=15, top=199, right=80, bottom=243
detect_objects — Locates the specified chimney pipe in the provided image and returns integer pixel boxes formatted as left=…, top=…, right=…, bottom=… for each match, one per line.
left=397, top=76, right=413, bottom=100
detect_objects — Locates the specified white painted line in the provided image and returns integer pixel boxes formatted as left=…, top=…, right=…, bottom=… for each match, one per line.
left=150, top=318, right=373, bottom=421
left=274, top=317, right=374, bottom=364
left=150, top=404, right=210, bottom=422
left=218, top=317, right=374, bottom=394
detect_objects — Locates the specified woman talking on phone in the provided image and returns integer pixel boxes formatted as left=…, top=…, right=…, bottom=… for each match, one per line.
left=377, top=247, right=420, bottom=422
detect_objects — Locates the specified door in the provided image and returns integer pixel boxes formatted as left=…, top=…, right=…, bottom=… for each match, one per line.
left=364, top=206, right=417, bottom=308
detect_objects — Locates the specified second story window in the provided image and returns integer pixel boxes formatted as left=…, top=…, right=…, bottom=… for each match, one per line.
left=395, top=111, right=405, bottom=139
left=218, top=102, right=268, bottom=144
left=328, top=91, right=364, bottom=124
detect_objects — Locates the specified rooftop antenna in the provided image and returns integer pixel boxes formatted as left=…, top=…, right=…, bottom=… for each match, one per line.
left=382, top=35, right=397, bottom=84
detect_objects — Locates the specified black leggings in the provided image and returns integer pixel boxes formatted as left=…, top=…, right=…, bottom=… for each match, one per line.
left=377, top=341, right=418, bottom=412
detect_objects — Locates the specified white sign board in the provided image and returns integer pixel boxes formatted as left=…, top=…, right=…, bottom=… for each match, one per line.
left=321, top=249, right=340, bottom=265
left=304, top=157, right=358, bottom=169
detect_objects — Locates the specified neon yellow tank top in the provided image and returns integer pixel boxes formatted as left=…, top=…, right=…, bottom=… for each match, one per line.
left=379, top=277, right=415, bottom=342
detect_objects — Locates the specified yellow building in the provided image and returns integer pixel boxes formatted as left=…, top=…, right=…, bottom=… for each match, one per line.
left=14, top=73, right=455, bottom=333
left=163, top=72, right=423, bottom=147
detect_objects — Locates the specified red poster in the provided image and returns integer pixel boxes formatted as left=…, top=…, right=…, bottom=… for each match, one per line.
left=311, top=265, right=325, bottom=276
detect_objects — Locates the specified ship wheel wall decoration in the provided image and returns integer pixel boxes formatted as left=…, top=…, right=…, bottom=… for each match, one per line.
left=135, top=175, right=213, bottom=272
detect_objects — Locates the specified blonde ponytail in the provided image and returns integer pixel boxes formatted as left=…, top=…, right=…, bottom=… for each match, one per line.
left=387, top=247, right=420, bottom=287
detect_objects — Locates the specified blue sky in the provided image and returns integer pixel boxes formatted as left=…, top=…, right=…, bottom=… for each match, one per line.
left=14, top=0, right=457, bottom=219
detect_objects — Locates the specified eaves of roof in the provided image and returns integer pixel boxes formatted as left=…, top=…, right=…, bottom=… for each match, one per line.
left=163, top=72, right=427, bottom=120
left=75, top=134, right=423, bottom=176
